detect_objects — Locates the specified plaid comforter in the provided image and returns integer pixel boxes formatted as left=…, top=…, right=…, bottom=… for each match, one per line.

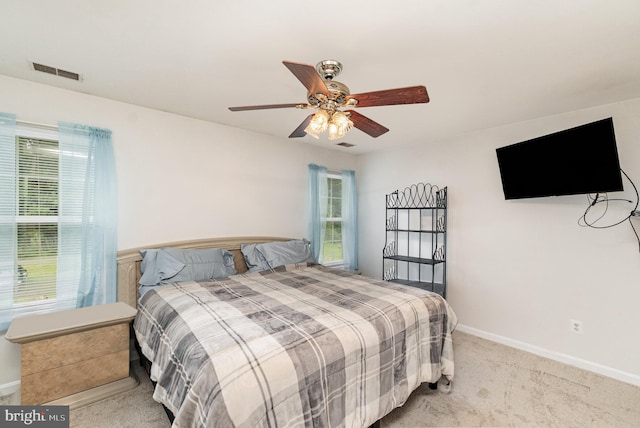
left=134, top=264, right=456, bottom=428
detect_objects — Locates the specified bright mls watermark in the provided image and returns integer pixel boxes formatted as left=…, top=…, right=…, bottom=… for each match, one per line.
left=1, top=406, right=68, bottom=427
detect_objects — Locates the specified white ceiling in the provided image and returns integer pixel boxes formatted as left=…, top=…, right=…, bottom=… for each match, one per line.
left=2, top=1, right=640, bottom=154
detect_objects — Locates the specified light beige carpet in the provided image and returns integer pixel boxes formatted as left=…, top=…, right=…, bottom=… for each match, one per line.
left=66, top=330, right=640, bottom=427
left=381, top=332, right=640, bottom=427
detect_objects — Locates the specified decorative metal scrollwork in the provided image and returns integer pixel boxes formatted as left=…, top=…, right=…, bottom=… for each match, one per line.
left=386, top=214, right=397, bottom=230
left=383, top=182, right=447, bottom=298
left=383, top=265, right=396, bottom=281
left=386, top=183, right=447, bottom=209
left=383, top=241, right=397, bottom=257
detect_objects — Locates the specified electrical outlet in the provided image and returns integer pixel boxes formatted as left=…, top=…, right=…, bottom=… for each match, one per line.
left=570, top=319, right=583, bottom=334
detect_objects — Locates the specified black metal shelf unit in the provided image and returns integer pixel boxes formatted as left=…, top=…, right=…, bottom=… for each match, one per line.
left=382, top=183, right=447, bottom=298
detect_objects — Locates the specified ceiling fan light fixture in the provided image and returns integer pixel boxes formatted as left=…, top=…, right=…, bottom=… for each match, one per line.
left=229, top=60, right=428, bottom=141
left=332, top=111, right=352, bottom=129
left=304, top=109, right=330, bottom=138
left=328, top=111, right=353, bottom=140
left=328, top=122, right=339, bottom=140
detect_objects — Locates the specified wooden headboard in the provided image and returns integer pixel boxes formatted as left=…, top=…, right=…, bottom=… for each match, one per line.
left=116, top=236, right=291, bottom=308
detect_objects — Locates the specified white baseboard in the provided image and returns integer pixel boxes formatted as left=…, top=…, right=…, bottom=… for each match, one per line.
left=456, top=323, right=640, bottom=387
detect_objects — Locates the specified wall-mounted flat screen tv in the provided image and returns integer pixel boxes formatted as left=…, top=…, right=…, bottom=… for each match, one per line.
left=496, top=118, right=623, bottom=200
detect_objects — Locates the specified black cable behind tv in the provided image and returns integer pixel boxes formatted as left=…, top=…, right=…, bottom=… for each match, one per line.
left=496, top=118, right=624, bottom=200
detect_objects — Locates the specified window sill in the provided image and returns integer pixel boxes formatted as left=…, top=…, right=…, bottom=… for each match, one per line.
left=322, top=263, right=361, bottom=275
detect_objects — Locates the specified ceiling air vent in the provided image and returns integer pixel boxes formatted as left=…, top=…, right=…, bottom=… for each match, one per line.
left=31, top=62, right=81, bottom=81
left=337, top=142, right=355, bottom=148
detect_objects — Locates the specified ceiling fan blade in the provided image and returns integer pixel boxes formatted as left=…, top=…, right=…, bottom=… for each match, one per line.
left=347, top=85, right=429, bottom=108
left=282, top=61, right=330, bottom=96
left=289, top=114, right=314, bottom=138
left=346, top=110, right=389, bottom=138
left=229, top=103, right=302, bottom=112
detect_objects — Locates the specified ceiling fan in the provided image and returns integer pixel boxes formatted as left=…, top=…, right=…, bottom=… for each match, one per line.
left=228, top=60, right=430, bottom=140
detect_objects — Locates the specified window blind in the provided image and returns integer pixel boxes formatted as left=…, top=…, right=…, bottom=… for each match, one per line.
left=15, top=136, right=60, bottom=304
left=0, top=115, right=117, bottom=331
left=324, top=173, right=343, bottom=264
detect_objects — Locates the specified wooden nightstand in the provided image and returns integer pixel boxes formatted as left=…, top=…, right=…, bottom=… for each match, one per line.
left=5, top=302, right=138, bottom=407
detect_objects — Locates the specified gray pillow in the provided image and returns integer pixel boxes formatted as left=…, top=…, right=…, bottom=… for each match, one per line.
left=158, top=247, right=236, bottom=284
left=139, top=249, right=181, bottom=286
left=140, top=249, right=158, bottom=275
left=241, top=243, right=271, bottom=273
left=255, top=239, right=315, bottom=269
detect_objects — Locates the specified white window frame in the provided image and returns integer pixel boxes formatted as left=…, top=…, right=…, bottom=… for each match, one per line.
left=323, top=172, right=343, bottom=267
left=12, top=124, right=60, bottom=312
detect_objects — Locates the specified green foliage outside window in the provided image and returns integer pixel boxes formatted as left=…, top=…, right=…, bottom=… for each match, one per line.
left=14, top=137, right=59, bottom=302
left=324, top=176, right=343, bottom=263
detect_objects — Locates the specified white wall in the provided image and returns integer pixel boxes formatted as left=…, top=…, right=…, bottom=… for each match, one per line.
left=2, top=72, right=639, bottom=392
left=357, top=97, right=640, bottom=385
left=0, top=74, right=357, bottom=387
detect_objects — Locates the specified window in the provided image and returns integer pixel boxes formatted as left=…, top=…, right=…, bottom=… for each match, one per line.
left=323, top=173, right=343, bottom=265
left=0, top=114, right=118, bottom=331
left=16, top=136, right=60, bottom=303
left=307, top=164, right=357, bottom=270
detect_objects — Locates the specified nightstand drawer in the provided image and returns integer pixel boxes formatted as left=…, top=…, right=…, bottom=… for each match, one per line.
left=22, top=323, right=128, bottom=376
left=21, top=348, right=129, bottom=404
left=6, top=302, right=137, bottom=406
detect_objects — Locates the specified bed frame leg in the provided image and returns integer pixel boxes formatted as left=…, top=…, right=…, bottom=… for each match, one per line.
left=428, top=382, right=438, bottom=390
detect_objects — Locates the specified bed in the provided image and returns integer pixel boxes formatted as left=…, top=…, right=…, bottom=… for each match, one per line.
left=116, top=236, right=457, bottom=428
